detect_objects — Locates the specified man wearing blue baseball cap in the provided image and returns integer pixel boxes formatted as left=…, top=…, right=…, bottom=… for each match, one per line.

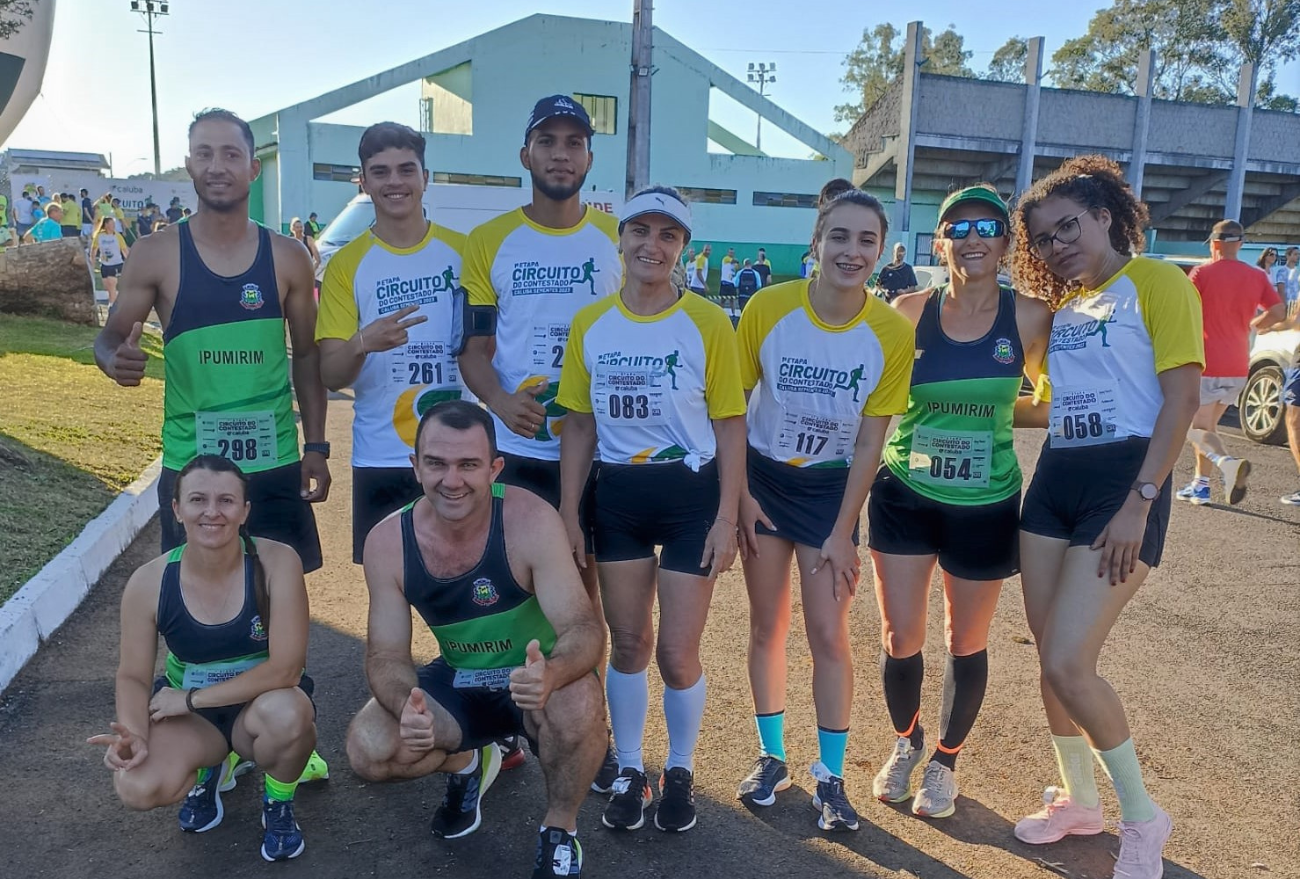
left=457, top=94, right=624, bottom=794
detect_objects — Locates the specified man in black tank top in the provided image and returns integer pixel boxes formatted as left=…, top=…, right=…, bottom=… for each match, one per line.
left=93, top=109, right=331, bottom=572
left=346, top=401, right=606, bottom=879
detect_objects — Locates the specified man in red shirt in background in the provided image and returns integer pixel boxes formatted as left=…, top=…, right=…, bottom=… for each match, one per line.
left=1177, top=219, right=1287, bottom=506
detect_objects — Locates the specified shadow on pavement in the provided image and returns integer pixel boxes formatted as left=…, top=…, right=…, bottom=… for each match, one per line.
left=0, top=517, right=980, bottom=879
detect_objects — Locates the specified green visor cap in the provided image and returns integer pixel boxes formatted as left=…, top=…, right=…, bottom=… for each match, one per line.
left=939, top=186, right=1010, bottom=222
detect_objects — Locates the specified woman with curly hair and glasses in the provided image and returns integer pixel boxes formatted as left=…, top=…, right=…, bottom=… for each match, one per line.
left=1008, top=155, right=1202, bottom=879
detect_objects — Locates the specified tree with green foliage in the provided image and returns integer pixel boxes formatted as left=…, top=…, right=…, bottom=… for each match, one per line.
left=0, top=0, right=33, bottom=40
left=986, top=37, right=1029, bottom=83
left=1049, top=0, right=1299, bottom=109
left=835, top=22, right=975, bottom=123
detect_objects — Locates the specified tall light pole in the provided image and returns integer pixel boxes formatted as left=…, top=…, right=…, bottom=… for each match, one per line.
left=130, top=0, right=169, bottom=176
left=746, top=61, right=775, bottom=152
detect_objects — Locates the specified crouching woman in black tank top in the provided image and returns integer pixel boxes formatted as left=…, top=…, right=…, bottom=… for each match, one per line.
left=87, top=455, right=317, bottom=862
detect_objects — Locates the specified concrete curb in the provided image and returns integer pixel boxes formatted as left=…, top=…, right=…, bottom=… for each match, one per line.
left=0, top=456, right=162, bottom=694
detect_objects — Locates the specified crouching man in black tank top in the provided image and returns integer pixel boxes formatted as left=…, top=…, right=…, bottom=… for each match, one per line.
left=345, top=401, right=606, bottom=879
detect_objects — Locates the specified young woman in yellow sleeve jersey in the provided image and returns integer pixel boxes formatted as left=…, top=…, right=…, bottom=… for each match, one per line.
left=734, top=189, right=914, bottom=832
left=866, top=186, right=1051, bottom=821
left=1010, top=156, right=1203, bottom=879
left=558, top=187, right=747, bottom=834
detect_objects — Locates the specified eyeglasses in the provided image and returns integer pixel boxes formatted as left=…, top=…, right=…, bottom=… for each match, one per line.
left=942, top=218, right=1006, bottom=240
left=1031, top=209, right=1091, bottom=259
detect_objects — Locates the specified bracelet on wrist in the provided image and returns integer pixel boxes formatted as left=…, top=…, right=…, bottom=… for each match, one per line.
left=185, top=687, right=198, bottom=713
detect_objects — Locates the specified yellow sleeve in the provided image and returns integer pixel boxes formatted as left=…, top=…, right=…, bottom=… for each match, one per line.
left=862, top=302, right=915, bottom=417
left=1137, top=260, right=1206, bottom=372
left=315, top=237, right=364, bottom=342
left=461, top=218, right=504, bottom=308
left=556, top=306, right=596, bottom=413
left=115, top=233, right=127, bottom=250
left=689, top=301, right=747, bottom=419
left=735, top=292, right=764, bottom=391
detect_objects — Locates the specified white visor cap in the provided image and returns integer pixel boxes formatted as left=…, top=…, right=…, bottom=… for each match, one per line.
left=619, top=191, right=693, bottom=243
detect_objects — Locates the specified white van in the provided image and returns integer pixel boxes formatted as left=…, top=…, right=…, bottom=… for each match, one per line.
left=314, top=184, right=622, bottom=282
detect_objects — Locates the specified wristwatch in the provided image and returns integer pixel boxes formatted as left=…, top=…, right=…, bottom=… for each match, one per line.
left=1131, top=481, right=1160, bottom=501
left=303, top=442, right=331, bottom=459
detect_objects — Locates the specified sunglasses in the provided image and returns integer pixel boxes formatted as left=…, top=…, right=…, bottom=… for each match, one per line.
left=942, top=218, right=1006, bottom=240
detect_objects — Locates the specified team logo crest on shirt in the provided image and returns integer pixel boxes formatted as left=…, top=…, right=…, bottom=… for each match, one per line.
left=249, top=615, right=268, bottom=641
left=993, top=338, right=1016, bottom=365
left=471, top=577, right=500, bottom=607
left=239, top=283, right=265, bottom=311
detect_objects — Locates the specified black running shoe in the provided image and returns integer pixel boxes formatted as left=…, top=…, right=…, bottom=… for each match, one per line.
left=532, top=827, right=583, bottom=878
left=430, top=745, right=501, bottom=839
left=736, top=755, right=792, bottom=807
left=177, top=763, right=224, bottom=833
left=601, top=768, right=652, bottom=831
left=812, top=767, right=860, bottom=832
left=590, top=744, right=619, bottom=794
left=499, top=735, right=527, bottom=771
left=654, top=767, right=697, bottom=832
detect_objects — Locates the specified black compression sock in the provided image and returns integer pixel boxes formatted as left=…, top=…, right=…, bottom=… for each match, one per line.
left=934, top=649, right=989, bottom=770
left=880, top=650, right=925, bottom=750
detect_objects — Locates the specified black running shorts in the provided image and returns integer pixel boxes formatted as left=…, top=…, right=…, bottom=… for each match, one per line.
left=748, top=447, right=857, bottom=548
left=1019, top=437, right=1171, bottom=569
left=159, top=463, right=323, bottom=573
left=417, top=658, right=532, bottom=754
left=498, top=452, right=597, bottom=554
left=592, top=459, right=719, bottom=576
left=868, top=466, right=1021, bottom=580
left=152, top=674, right=315, bottom=752
left=352, top=466, right=423, bottom=564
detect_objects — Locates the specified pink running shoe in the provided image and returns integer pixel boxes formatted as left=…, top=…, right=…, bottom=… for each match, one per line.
left=1014, top=786, right=1104, bottom=844
left=1113, top=804, right=1172, bottom=879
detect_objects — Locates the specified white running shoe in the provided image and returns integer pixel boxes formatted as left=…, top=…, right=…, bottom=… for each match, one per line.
left=1220, top=457, right=1251, bottom=505
left=873, top=737, right=924, bottom=803
left=911, top=761, right=958, bottom=818
left=1014, top=786, right=1104, bottom=844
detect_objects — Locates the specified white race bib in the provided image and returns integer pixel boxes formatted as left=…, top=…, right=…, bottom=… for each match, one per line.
left=594, top=365, right=669, bottom=426
left=391, top=340, right=456, bottom=387
left=195, top=411, right=276, bottom=465
left=181, top=655, right=266, bottom=689
left=774, top=405, right=857, bottom=463
left=452, top=666, right=516, bottom=691
left=1050, top=385, right=1119, bottom=448
left=909, top=426, right=992, bottom=488
left=530, top=322, right=571, bottom=374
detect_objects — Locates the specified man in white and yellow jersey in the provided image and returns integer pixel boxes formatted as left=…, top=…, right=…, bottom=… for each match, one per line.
left=457, top=94, right=622, bottom=791
left=316, top=122, right=467, bottom=564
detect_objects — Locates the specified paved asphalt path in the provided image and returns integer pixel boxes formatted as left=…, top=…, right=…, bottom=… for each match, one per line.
left=1, top=395, right=1296, bottom=879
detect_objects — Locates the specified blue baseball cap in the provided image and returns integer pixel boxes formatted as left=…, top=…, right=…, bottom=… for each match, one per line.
left=524, top=95, right=594, bottom=143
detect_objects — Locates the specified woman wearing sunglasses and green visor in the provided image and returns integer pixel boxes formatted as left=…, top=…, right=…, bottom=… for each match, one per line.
left=866, top=184, right=1050, bottom=819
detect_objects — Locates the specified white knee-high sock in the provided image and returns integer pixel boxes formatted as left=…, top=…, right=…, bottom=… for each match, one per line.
left=606, top=665, right=648, bottom=772
left=663, top=674, right=707, bottom=773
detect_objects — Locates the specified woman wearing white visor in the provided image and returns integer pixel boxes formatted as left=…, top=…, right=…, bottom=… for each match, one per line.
left=558, top=186, right=747, bottom=834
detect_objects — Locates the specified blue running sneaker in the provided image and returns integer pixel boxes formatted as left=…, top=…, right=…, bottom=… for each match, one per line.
left=430, top=744, right=501, bottom=839
left=812, top=762, right=860, bottom=832
left=260, top=798, right=305, bottom=861
left=532, top=827, right=583, bottom=878
left=1281, top=490, right=1300, bottom=506
left=177, top=763, right=224, bottom=833
left=736, top=755, right=791, bottom=807
left=1175, top=481, right=1210, bottom=505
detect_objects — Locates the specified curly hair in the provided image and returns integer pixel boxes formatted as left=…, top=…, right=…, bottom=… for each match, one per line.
left=1010, top=155, right=1149, bottom=309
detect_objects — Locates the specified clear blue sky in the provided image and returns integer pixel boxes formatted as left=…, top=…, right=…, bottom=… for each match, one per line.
left=8, top=0, right=1299, bottom=173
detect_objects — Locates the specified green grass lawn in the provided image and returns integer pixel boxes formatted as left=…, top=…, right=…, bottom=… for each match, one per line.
left=0, top=316, right=165, bottom=602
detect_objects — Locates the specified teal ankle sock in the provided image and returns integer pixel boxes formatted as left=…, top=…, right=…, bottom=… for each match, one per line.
left=817, top=726, right=849, bottom=778
left=755, top=712, right=786, bottom=762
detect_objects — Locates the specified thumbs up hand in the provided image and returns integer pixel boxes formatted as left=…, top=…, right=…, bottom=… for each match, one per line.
left=509, top=640, right=551, bottom=712
left=399, top=687, right=437, bottom=753
left=112, top=321, right=148, bottom=387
